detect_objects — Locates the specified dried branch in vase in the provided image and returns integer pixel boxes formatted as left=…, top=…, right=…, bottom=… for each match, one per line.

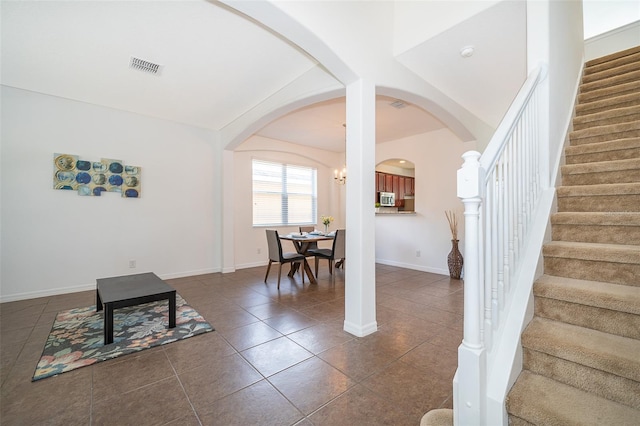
left=445, top=210, right=458, bottom=240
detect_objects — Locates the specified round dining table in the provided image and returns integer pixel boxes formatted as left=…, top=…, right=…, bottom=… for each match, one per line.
left=279, top=233, right=334, bottom=284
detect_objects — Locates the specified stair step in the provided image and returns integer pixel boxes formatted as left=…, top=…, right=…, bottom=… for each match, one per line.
left=573, top=105, right=640, bottom=131
left=522, top=318, right=640, bottom=382
left=534, top=274, right=640, bottom=339
left=585, top=45, right=640, bottom=68
left=577, top=89, right=640, bottom=118
left=507, top=371, right=640, bottom=425
left=543, top=241, right=640, bottom=286
left=523, top=348, right=640, bottom=409
left=580, top=69, right=640, bottom=94
left=561, top=157, right=640, bottom=185
left=569, top=120, right=640, bottom=145
left=582, top=59, right=640, bottom=86
left=556, top=182, right=640, bottom=212
left=584, top=49, right=640, bottom=77
left=551, top=212, right=640, bottom=245
left=565, top=137, right=640, bottom=164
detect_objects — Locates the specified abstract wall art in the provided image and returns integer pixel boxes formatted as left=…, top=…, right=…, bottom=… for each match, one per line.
left=53, top=153, right=141, bottom=198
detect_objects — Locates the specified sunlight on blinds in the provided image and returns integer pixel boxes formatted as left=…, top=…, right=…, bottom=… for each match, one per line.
left=252, top=159, right=317, bottom=226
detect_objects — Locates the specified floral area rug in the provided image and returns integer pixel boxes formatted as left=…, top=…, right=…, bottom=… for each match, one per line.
left=32, top=294, right=213, bottom=381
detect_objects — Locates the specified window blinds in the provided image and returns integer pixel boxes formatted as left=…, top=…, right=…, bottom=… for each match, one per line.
left=252, top=159, right=317, bottom=226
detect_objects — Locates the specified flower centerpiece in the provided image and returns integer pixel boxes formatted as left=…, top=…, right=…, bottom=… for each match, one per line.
left=321, top=215, right=334, bottom=234
left=445, top=210, right=463, bottom=279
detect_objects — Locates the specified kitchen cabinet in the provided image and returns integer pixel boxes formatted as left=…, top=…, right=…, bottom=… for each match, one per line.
left=376, top=172, right=385, bottom=192
left=385, top=174, right=394, bottom=193
left=397, top=176, right=405, bottom=201
left=405, top=177, right=413, bottom=195
left=375, top=171, right=415, bottom=210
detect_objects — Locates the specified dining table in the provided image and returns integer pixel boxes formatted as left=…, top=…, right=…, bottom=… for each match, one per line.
left=279, top=233, right=334, bottom=285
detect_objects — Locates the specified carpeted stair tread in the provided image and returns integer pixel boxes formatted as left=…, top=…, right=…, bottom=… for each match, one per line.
left=534, top=274, right=640, bottom=315
left=569, top=120, right=640, bottom=145
left=582, top=59, right=640, bottom=85
left=506, top=371, right=640, bottom=425
left=580, top=69, right=640, bottom=94
left=522, top=317, right=640, bottom=381
left=543, top=241, right=640, bottom=285
left=584, top=49, right=640, bottom=76
left=585, top=45, right=640, bottom=68
left=556, top=183, right=640, bottom=212
left=550, top=211, right=640, bottom=245
left=577, top=79, right=640, bottom=105
left=522, top=348, right=640, bottom=409
left=561, top=157, right=640, bottom=185
left=576, top=91, right=640, bottom=116
left=565, top=137, right=640, bottom=164
left=551, top=211, right=640, bottom=226
left=543, top=241, right=640, bottom=264
left=573, top=104, right=640, bottom=131
left=557, top=181, right=640, bottom=196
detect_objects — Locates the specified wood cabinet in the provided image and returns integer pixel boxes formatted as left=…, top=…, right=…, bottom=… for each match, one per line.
left=375, top=171, right=415, bottom=208
left=405, top=177, right=414, bottom=196
left=385, top=174, right=393, bottom=193
left=376, top=172, right=385, bottom=192
left=397, top=176, right=405, bottom=201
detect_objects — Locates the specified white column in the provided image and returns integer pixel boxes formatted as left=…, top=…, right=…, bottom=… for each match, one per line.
left=343, top=78, right=377, bottom=337
left=221, top=149, right=235, bottom=273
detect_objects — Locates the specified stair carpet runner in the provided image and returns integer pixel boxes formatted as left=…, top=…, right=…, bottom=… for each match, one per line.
left=506, top=46, right=640, bottom=424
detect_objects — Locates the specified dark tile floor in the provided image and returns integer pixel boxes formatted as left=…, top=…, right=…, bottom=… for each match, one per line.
left=0, top=263, right=463, bottom=425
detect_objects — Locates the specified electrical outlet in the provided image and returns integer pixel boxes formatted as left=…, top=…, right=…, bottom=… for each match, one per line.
left=416, top=250, right=421, bottom=257
left=129, top=260, right=136, bottom=268
left=257, top=248, right=261, bottom=254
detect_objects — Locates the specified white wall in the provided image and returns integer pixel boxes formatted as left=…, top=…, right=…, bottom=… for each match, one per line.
left=584, top=20, right=640, bottom=61
left=0, top=86, right=220, bottom=302
left=375, top=128, right=474, bottom=274
left=548, top=0, right=585, bottom=172
left=233, top=135, right=344, bottom=269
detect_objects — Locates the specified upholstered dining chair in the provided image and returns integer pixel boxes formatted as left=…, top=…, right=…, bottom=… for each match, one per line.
left=299, top=226, right=318, bottom=252
left=308, top=229, right=345, bottom=277
left=264, top=229, right=307, bottom=289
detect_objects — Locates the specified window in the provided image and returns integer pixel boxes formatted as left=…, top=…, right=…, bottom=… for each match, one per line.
left=252, top=159, right=317, bottom=226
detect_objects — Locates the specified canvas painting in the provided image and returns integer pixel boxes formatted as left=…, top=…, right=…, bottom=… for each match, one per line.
left=53, top=153, right=141, bottom=198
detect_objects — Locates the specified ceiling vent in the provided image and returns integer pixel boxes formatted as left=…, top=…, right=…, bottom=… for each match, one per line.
left=389, top=100, right=407, bottom=109
left=129, top=56, right=162, bottom=75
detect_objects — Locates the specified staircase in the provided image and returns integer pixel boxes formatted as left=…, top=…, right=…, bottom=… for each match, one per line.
left=506, top=46, right=640, bottom=424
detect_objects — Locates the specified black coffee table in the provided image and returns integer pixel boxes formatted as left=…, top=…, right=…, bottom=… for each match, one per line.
left=96, top=272, right=176, bottom=344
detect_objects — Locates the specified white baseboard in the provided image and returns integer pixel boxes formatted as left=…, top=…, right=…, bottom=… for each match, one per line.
left=234, top=261, right=268, bottom=270
left=343, top=319, right=378, bottom=337
left=0, top=267, right=221, bottom=303
left=375, top=258, right=449, bottom=276
left=0, top=283, right=96, bottom=303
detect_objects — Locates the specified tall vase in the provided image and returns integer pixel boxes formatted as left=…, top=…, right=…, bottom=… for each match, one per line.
left=447, top=239, right=463, bottom=279
left=324, top=224, right=329, bottom=234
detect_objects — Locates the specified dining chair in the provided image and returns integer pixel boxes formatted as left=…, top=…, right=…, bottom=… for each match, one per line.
left=308, top=229, right=345, bottom=277
left=299, top=226, right=318, bottom=252
left=264, top=229, right=307, bottom=289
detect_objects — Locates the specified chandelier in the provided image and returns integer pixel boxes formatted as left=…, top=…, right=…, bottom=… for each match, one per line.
left=334, top=167, right=346, bottom=185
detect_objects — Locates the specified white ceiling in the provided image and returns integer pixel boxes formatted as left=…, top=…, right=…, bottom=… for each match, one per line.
left=1, top=0, right=317, bottom=130
left=2, top=1, right=531, bottom=151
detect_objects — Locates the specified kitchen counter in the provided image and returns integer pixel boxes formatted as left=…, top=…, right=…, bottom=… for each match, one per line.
left=375, top=207, right=416, bottom=215
left=376, top=211, right=416, bottom=215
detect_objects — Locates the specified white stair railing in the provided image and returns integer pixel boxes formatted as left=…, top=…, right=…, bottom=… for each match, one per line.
left=454, top=64, right=550, bottom=425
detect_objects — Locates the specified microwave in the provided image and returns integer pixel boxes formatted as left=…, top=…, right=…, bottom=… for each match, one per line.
left=379, top=191, right=395, bottom=207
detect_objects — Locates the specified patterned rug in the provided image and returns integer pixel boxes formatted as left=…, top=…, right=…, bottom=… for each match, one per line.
left=32, top=294, right=213, bottom=381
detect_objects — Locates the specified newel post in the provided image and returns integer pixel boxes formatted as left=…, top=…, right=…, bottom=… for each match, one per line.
left=454, top=150, right=487, bottom=424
